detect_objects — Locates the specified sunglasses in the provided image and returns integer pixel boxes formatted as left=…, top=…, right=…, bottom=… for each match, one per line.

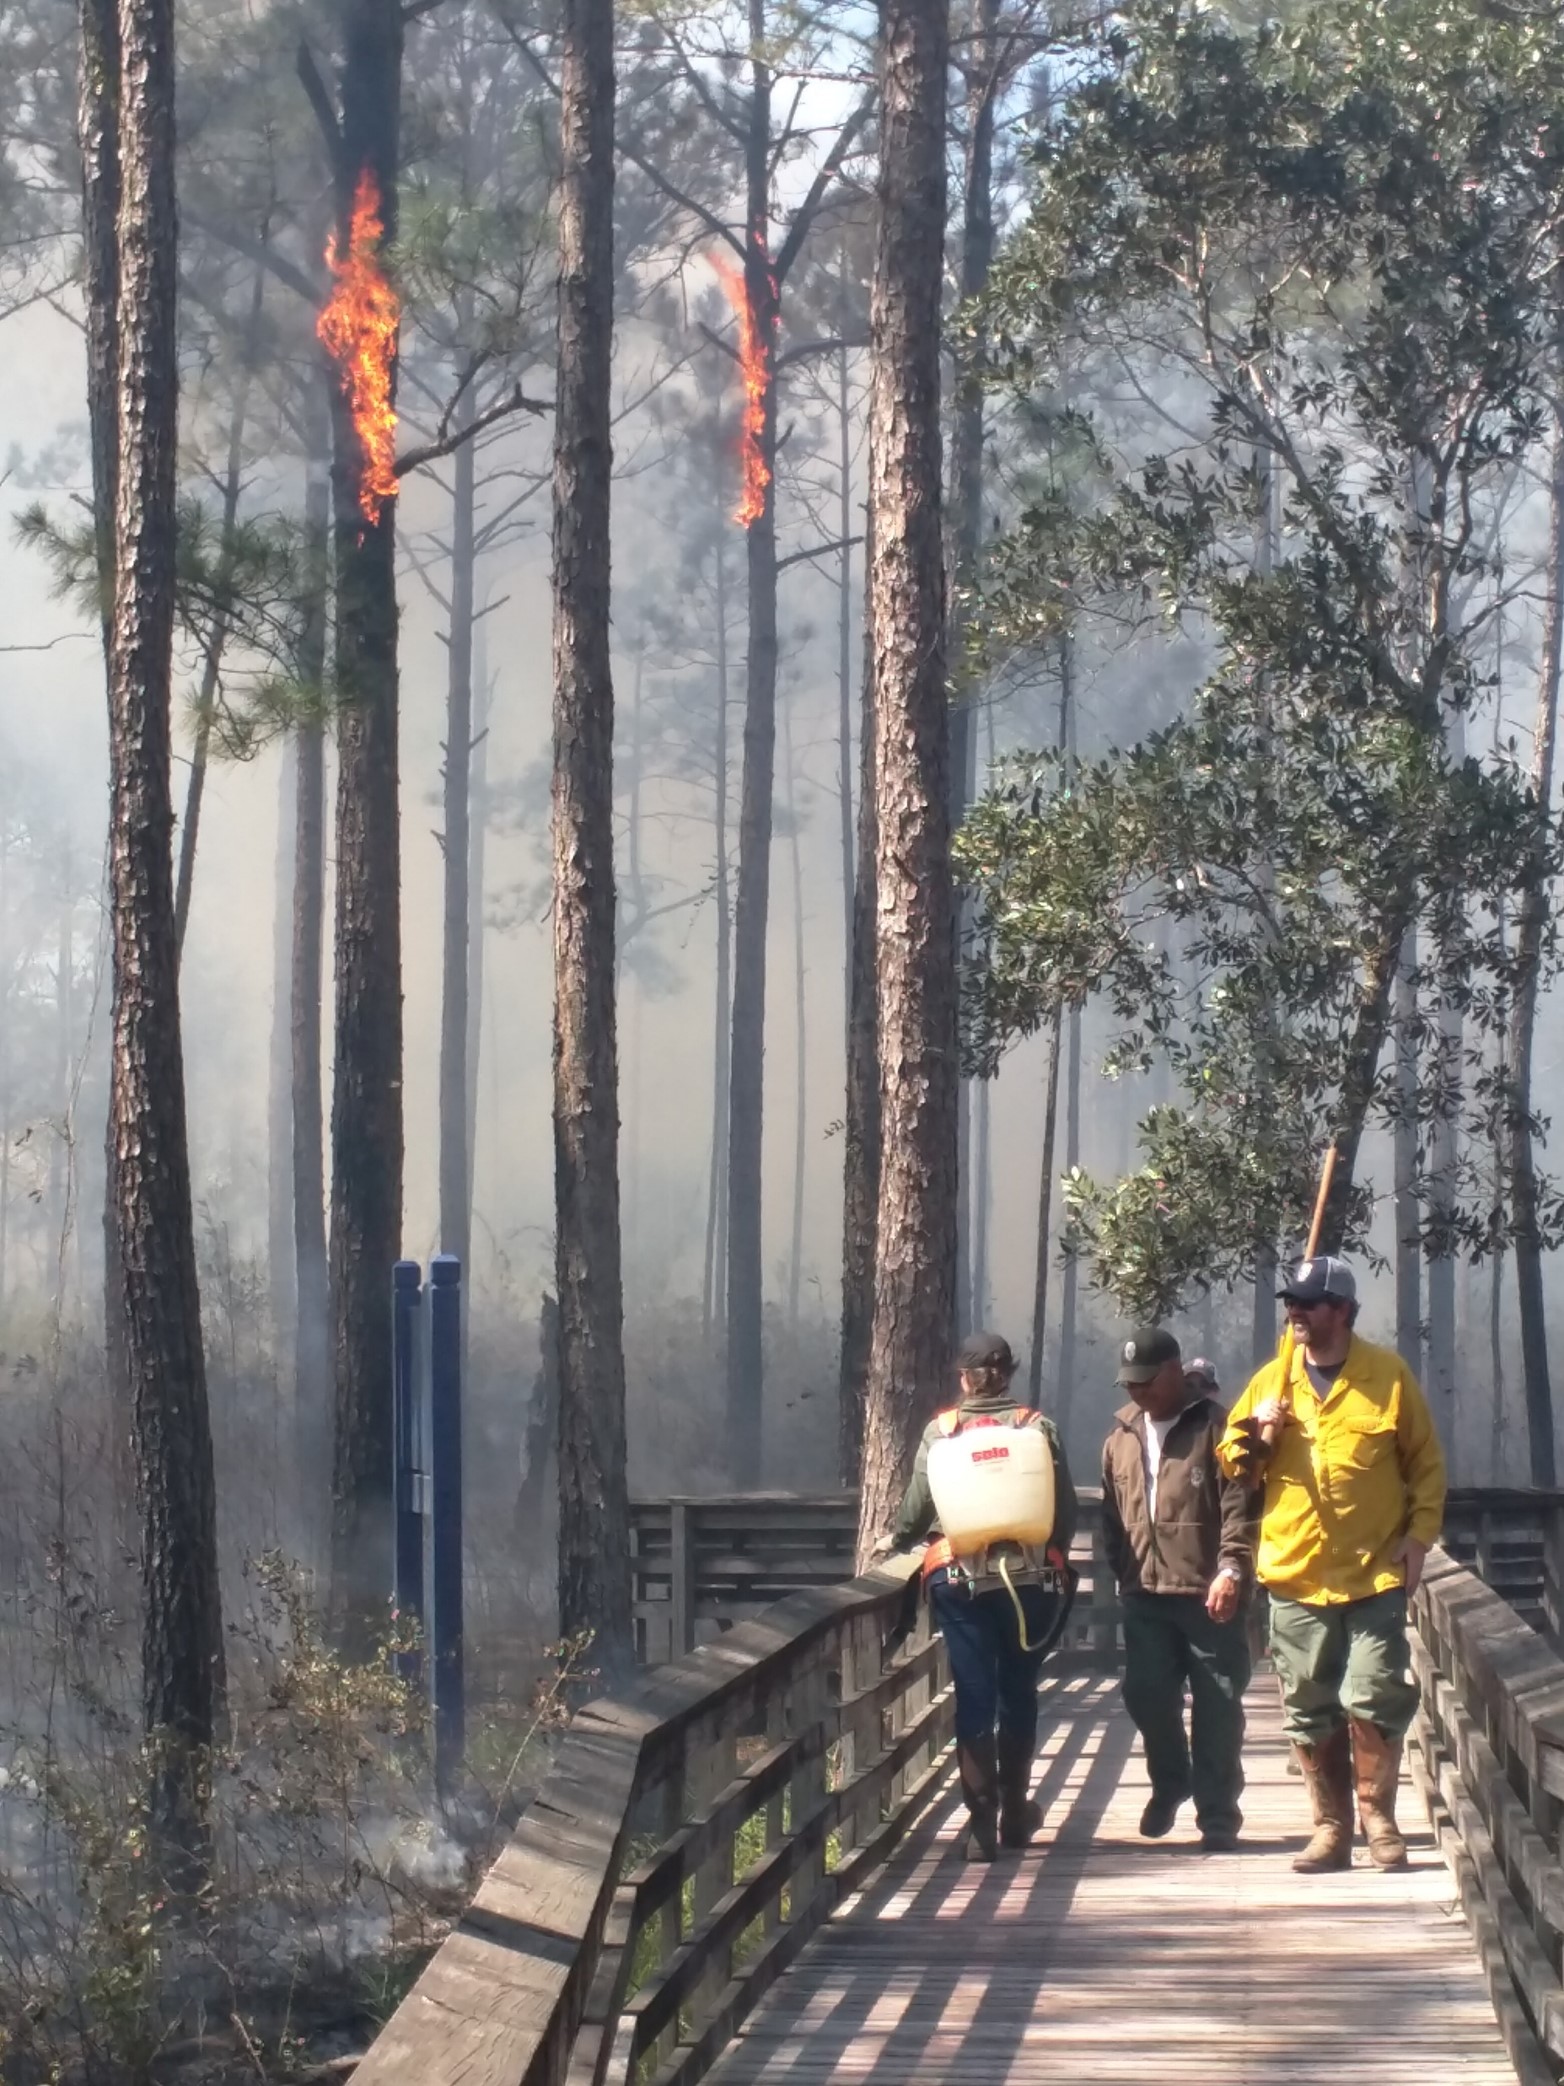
left=1282, top=1295, right=1342, bottom=1310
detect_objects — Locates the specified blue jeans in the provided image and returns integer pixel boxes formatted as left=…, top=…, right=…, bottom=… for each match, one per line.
left=929, top=1568, right=1062, bottom=1747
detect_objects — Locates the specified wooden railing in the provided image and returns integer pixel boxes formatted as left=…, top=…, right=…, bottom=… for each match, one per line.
left=632, top=1489, right=1123, bottom=1665
left=633, top=1485, right=1564, bottom=1659
left=354, top=1555, right=959, bottom=2086
left=1411, top=1545, right=1564, bottom=2086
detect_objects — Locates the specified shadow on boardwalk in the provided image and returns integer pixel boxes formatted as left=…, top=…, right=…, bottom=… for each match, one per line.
left=707, top=1671, right=1519, bottom=2086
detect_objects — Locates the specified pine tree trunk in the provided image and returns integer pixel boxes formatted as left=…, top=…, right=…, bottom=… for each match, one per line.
left=857, top=0, right=953, bottom=1557
left=948, top=0, right=997, bottom=1341
left=80, top=0, right=133, bottom=1469
left=108, top=0, right=224, bottom=1869
left=173, top=267, right=263, bottom=959
left=268, top=742, right=297, bottom=1370
left=1511, top=404, right=1564, bottom=1490
left=552, top=0, right=631, bottom=1671
left=838, top=505, right=877, bottom=1489
left=1026, top=1009, right=1062, bottom=1404
left=836, top=332, right=855, bottom=1035
left=784, top=694, right=807, bottom=1331
left=438, top=406, right=475, bottom=1267
left=1427, top=711, right=1464, bottom=1454
left=724, top=0, right=781, bottom=1485
left=1054, top=633, right=1081, bottom=1447
left=703, top=524, right=732, bottom=1341
left=292, top=439, right=330, bottom=1535
left=465, top=611, right=489, bottom=1244
left=322, top=0, right=405, bottom=1634
left=48, top=895, right=74, bottom=1296
left=1394, top=931, right=1422, bottom=1374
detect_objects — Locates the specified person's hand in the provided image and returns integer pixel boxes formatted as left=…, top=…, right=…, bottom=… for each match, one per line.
left=1253, top=1396, right=1290, bottom=1435
left=1394, top=1535, right=1428, bottom=1597
left=869, top=1531, right=896, bottom=1561
left=1206, top=1571, right=1240, bottom=1623
left=1222, top=1415, right=1271, bottom=1483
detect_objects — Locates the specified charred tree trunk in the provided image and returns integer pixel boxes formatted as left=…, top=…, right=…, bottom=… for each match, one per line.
left=552, top=0, right=631, bottom=1671
left=315, top=0, right=406, bottom=1633
left=724, top=0, right=781, bottom=1486
left=292, top=436, right=330, bottom=1530
left=438, top=406, right=476, bottom=1270
left=1394, top=932, right=1422, bottom=1376
left=838, top=506, right=877, bottom=1489
left=857, top=0, right=953, bottom=1557
left=108, top=0, right=224, bottom=1868
left=702, top=523, right=733, bottom=1342
left=1511, top=404, right=1564, bottom=1490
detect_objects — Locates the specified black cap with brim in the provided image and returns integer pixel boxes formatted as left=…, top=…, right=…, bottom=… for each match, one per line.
left=957, top=1330, right=1015, bottom=1374
left=1117, top=1325, right=1181, bottom=1385
left=1278, top=1255, right=1357, bottom=1306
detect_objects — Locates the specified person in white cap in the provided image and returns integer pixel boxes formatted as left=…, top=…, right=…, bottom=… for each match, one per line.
left=1220, top=1256, right=1446, bottom=1873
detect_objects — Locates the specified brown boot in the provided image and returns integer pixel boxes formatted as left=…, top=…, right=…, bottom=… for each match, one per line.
left=1350, top=1719, right=1408, bottom=1869
left=1292, top=1724, right=1354, bottom=1872
left=956, top=1736, right=999, bottom=1861
left=997, top=1728, right=1043, bottom=1849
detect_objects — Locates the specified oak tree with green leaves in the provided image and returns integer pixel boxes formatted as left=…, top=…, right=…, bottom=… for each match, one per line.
left=959, top=0, right=1564, bottom=1465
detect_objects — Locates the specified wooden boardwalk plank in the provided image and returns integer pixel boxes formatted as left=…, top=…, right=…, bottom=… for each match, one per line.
left=706, top=1670, right=1520, bottom=2085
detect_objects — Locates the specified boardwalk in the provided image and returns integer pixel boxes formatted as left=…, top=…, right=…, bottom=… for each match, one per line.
left=707, top=1669, right=1518, bottom=2086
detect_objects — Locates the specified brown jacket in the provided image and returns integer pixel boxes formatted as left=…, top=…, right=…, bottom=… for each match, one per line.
left=1101, top=1395, right=1258, bottom=1598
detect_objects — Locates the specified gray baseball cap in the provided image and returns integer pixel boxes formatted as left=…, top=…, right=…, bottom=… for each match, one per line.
left=1279, top=1255, right=1357, bottom=1306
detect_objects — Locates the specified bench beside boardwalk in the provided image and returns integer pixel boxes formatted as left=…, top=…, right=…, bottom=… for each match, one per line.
left=351, top=1527, right=1564, bottom=2086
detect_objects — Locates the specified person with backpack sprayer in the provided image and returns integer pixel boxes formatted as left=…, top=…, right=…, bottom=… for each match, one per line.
left=1220, top=1146, right=1447, bottom=1871
left=882, top=1332, right=1079, bottom=1861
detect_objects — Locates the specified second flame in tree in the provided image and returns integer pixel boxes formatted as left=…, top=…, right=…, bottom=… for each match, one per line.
left=318, top=169, right=401, bottom=528
left=709, top=234, right=776, bottom=529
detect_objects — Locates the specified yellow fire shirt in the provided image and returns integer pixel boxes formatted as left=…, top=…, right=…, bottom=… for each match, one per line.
left=1218, top=1335, right=1447, bottom=1605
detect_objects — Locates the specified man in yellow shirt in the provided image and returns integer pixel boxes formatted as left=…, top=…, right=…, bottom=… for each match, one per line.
left=1220, top=1256, right=1446, bottom=1873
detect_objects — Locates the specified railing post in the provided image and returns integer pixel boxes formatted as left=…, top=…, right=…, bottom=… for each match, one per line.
left=671, top=1499, right=695, bottom=1657
left=392, top=1260, right=425, bottom=1686
left=430, top=1253, right=464, bottom=1795
left=1545, top=1500, right=1564, bottom=1649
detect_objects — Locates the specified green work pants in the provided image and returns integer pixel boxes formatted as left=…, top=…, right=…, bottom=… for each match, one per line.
left=1120, top=1591, right=1250, bottom=1834
left=1267, top=1588, right=1419, bottom=1743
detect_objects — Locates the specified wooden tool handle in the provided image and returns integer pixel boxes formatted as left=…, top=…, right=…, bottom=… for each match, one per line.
left=1258, top=1142, right=1338, bottom=1448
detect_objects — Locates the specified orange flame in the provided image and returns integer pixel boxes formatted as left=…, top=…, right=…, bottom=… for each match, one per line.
left=317, top=169, right=400, bottom=527
left=709, top=237, right=776, bottom=527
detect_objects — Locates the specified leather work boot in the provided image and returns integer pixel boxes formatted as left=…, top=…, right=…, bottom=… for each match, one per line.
left=1292, top=1724, right=1355, bottom=1872
left=1350, top=1718, right=1409, bottom=1869
left=956, top=1736, right=999, bottom=1862
left=997, top=1728, right=1043, bottom=1849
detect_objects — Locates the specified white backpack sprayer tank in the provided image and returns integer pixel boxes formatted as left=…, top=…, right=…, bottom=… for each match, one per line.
left=926, top=1423, right=1056, bottom=1559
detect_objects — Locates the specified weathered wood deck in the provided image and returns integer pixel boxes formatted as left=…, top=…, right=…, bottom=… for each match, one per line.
left=706, top=1669, right=1520, bottom=2086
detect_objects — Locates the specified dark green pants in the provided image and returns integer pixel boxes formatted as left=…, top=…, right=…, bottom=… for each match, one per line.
left=1268, top=1589, right=1418, bottom=1743
left=1121, top=1592, right=1250, bottom=1833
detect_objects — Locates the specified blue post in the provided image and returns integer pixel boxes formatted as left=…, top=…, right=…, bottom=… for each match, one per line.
left=429, top=1254, right=464, bottom=1796
left=392, top=1261, right=425, bottom=1686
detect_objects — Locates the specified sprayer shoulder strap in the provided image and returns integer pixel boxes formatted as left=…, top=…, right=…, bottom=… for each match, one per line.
left=936, top=1406, right=1038, bottom=1437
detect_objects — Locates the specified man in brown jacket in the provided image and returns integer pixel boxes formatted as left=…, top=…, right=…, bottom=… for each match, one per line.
left=1102, top=1328, right=1258, bottom=1852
